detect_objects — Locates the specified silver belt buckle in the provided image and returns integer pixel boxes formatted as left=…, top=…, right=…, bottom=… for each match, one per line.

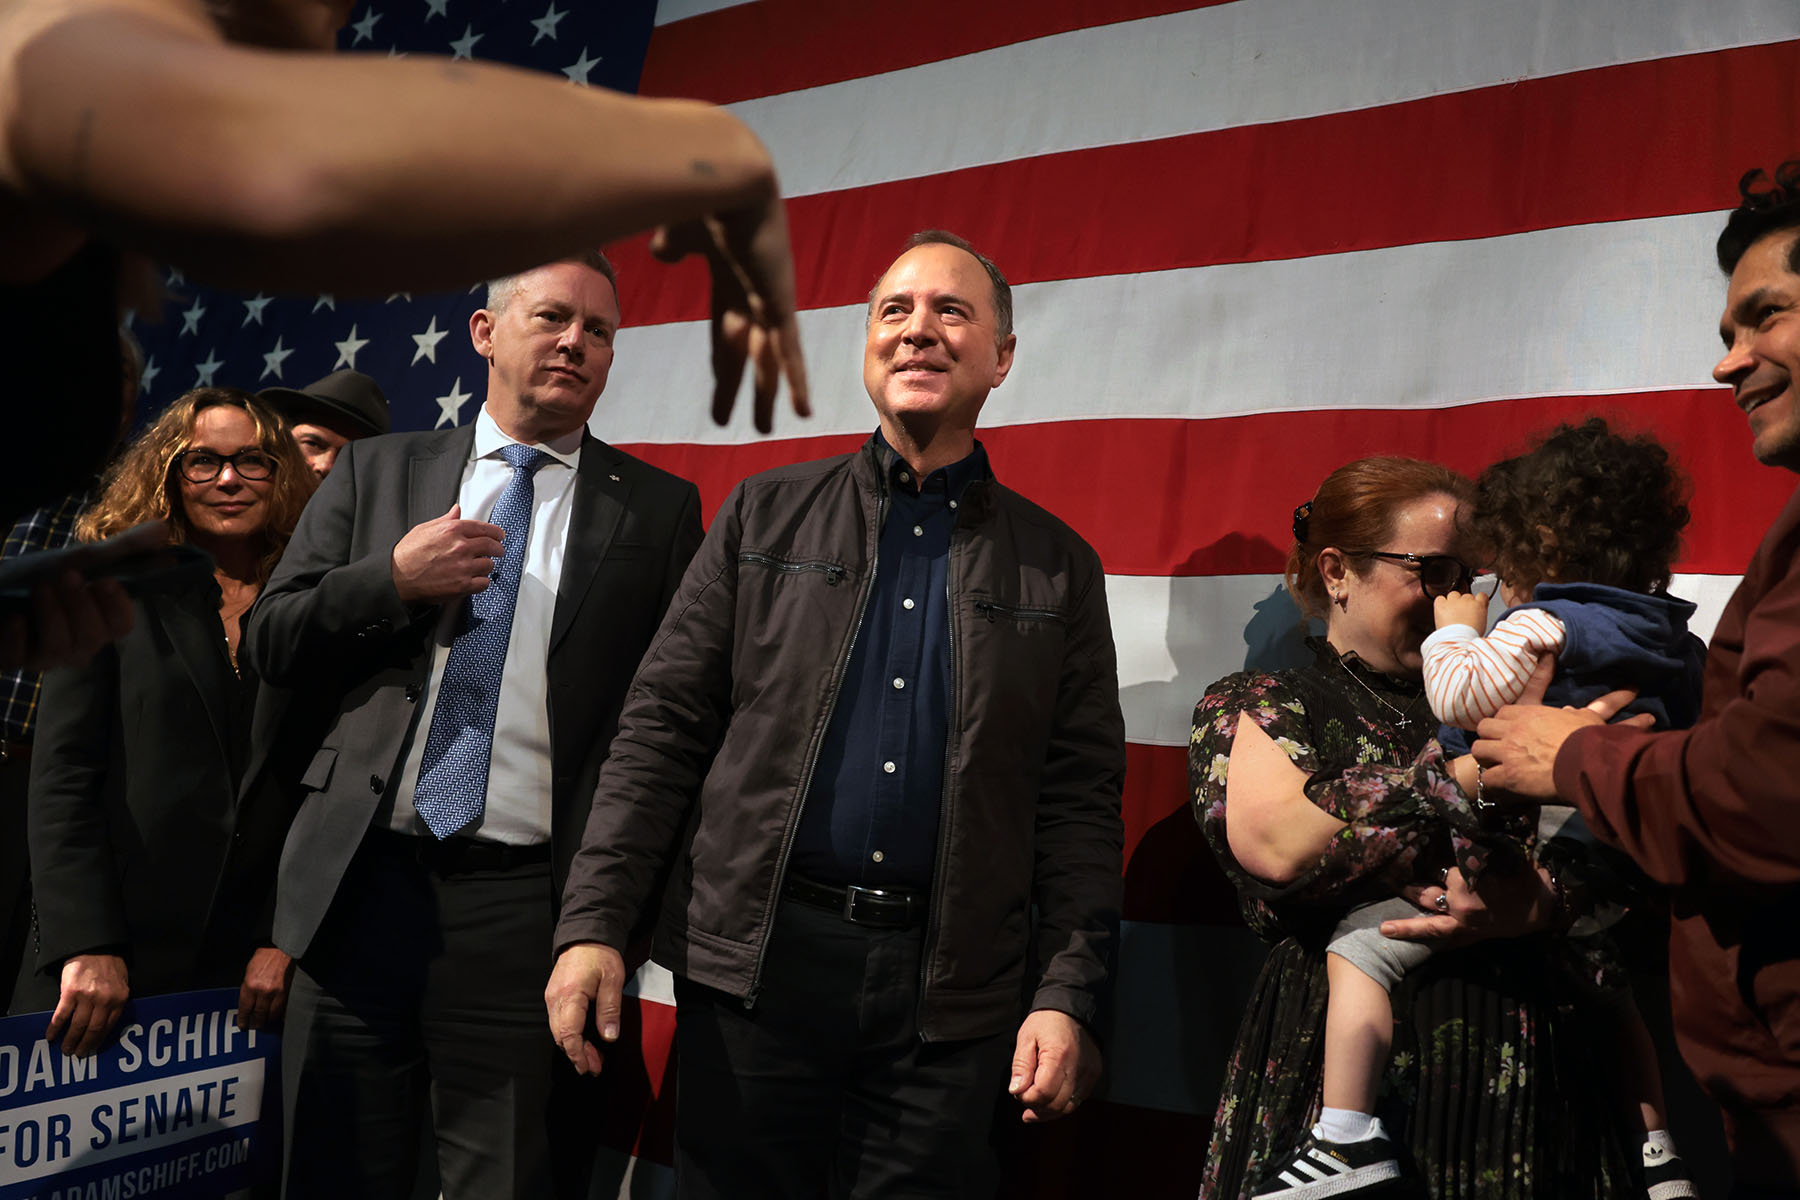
left=842, top=883, right=870, bottom=922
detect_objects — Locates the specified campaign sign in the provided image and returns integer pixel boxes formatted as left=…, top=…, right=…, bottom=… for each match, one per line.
left=0, top=989, right=276, bottom=1199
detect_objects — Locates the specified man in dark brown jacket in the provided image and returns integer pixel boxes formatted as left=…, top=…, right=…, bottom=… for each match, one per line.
left=546, top=231, right=1126, bottom=1198
left=1474, top=163, right=1800, bottom=1197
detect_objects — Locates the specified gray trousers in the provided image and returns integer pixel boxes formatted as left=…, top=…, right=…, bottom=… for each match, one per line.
left=1330, top=803, right=1593, bottom=991
left=1328, top=897, right=1432, bottom=992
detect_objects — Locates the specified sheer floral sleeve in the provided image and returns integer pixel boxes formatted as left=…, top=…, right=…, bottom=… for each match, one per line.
left=1190, top=669, right=1460, bottom=938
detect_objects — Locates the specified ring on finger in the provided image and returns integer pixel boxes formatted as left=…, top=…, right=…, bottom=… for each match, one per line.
left=1434, top=893, right=1450, bottom=912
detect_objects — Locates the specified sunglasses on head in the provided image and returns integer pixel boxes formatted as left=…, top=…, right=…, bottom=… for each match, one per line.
left=1362, top=551, right=1476, bottom=598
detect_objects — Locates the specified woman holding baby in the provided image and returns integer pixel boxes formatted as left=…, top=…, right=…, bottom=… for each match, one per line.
left=1194, top=434, right=1701, bottom=1200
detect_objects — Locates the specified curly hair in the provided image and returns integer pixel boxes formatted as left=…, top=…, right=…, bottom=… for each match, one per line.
left=1717, top=160, right=1800, bottom=275
left=1286, top=456, right=1475, bottom=622
left=77, top=387, right=316, bottom=587
left=1469, top=418, right=1688, bottom=597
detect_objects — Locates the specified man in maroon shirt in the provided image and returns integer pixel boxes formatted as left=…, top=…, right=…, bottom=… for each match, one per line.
left=1475, top=161, right=1800, bottom=1198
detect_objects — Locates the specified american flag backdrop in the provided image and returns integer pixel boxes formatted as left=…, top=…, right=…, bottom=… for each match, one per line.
left=132, top=1, right=1800, bottom=1194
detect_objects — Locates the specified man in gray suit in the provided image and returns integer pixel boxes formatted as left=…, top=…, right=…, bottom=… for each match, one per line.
left=247, top=252, right=703, bottom=1199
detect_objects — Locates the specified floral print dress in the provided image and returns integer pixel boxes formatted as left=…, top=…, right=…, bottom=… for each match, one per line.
left=1192, top=641, right=1634, bottom=1200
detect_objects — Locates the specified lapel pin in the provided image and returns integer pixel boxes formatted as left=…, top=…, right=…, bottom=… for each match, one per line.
left=609, top=473, right=621, bottom=482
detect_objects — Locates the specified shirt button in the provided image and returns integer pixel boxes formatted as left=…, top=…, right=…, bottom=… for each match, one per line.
left=871, top=850, right=885, bottom=863
left=912, top=524, right=924, bottom=536
left=898, top=471, right=910, bottom=483
left=903, top=597, right=915, bottom=610
left=892, top=677, right=905, bottom=689
left=882, top=761, right=896, bottom=774
left=949, top=500, right=958, bottom=510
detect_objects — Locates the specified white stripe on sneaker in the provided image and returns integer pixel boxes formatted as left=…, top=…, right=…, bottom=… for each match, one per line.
left=1306, top=1149, right=1354, bottom=1174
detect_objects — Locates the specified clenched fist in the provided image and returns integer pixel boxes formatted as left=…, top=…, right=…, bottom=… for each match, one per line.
left=1433, top=589, right=1490, bottom=632
left=391, top=503, right=506, bottom=606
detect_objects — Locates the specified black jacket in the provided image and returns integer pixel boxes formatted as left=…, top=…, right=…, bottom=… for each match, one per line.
left=556, top=436, right=1126, bottom=1041
left=16, top=580, right=296, bottom=1011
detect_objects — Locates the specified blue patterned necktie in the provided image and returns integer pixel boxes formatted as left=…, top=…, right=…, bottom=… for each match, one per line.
left=412, top=443, right=551, bottom=839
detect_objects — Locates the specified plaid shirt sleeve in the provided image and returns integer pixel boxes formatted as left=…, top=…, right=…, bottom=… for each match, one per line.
left=0, top=490, right=93, bottom=742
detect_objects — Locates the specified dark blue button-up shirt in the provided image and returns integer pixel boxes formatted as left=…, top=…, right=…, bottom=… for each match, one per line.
left=789, top=435, right=987, bottom=889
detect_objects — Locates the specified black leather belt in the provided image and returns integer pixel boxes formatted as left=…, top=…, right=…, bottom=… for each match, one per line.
left=367, top=827, right=551, bottom=873
left=782, top=873, right=927, bottom=930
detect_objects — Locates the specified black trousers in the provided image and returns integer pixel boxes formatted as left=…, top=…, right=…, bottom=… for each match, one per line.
left=673, top=900, right=1014, bottom=1200
left=281, top=833, right=578, bottom=1200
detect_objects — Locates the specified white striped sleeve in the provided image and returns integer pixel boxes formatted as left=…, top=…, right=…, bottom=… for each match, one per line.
left=1421, top=609, right=1568, bottom=731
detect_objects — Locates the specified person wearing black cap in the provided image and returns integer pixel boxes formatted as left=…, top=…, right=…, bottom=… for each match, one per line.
left=260, top=370, right=392, bottom=480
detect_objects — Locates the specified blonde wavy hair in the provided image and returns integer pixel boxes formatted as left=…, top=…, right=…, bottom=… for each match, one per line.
left=77, top=387, right=316, bottom=587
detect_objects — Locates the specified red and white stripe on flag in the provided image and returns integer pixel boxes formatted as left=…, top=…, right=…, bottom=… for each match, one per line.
left=587, top=2, right=1800, bottom=1194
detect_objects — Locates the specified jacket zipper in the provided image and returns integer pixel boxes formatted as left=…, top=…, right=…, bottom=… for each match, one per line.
left=737, top=552, right=848, bottom=586
left=918, top=488, right=970, bottom=1041
left=743, top=485, right=885, bottom=1006
left=971, top=599, right=1066, bottom=623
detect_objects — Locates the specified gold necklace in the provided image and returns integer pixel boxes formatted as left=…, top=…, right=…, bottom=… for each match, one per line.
left=1335, top=654, right=1428, bottom=730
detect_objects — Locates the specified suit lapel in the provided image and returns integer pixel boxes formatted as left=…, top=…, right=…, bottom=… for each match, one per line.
left=241, top=428, right=471, bottom=811
left=549, top=434, right=629, bottom=654
left=408, top=424, right=478, bottom=529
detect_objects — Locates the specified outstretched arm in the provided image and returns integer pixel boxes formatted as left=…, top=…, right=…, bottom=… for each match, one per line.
left=1477, top=497, right=1800, bottom=894
left=2, top=4, right=807, bottom=425
left=1480, top=661, right=1800, bottom=894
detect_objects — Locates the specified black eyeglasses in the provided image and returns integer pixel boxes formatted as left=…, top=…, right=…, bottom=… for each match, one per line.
left=1362, top=551, right=1476, bottom=598
left=176, top=450, right=276, bottom=483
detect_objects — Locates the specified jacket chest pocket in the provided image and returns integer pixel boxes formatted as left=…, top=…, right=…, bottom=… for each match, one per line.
left=733, top=551, right=858, bottom=670
left=971, top=599, right=1068, bottom=627
left=737, top=551, right=849, bottom=587
left=958, top=597, right=1069, bottom=740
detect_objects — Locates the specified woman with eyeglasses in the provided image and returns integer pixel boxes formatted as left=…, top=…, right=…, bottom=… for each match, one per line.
left=1192, top=456, right=1643, bottom=1199
left=12, top=387, right=315, bottom=1056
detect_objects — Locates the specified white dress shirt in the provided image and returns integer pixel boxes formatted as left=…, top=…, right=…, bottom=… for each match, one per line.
left=389, top=404, right=581, bottom=844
